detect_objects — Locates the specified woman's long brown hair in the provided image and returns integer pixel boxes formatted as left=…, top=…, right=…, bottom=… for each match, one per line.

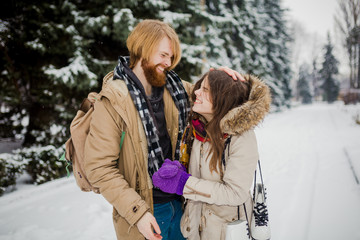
left=187, top=70, right=251, bottom=173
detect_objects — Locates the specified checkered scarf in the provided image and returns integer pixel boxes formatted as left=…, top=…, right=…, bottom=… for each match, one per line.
left=113, top=56, right=190, bottom=177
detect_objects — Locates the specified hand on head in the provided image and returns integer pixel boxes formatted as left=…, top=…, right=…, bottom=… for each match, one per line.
left=210, top=66, right=246, bottom=82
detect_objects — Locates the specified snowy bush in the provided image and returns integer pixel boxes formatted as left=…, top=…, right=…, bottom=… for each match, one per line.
left=0, top=145, right=68, bottom=195
left=13, top=145, right=68, bottom=185
left=355, top=114, right=360, bottom=125
left=0, top=154, right=24, bottom=196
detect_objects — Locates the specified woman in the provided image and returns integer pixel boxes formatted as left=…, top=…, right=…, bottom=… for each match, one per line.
left=152, top=70, right=271, bottom=240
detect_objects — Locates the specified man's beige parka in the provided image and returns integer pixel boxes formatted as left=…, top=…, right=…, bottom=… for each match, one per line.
left=84, top=71, right=192, bottom=239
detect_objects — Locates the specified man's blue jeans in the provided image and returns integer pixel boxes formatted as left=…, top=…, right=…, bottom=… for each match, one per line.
left=153, top=199, right=185, bottom=240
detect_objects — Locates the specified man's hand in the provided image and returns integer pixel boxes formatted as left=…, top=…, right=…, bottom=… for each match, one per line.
left=137, top=212, right=162, bottom=240
left=210, top=66, right=246, bottom=82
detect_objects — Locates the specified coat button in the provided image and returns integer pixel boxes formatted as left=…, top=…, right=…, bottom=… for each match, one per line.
left=133, top=206, right=138, bottom=213
left=186, top=227, right=190, bottom=232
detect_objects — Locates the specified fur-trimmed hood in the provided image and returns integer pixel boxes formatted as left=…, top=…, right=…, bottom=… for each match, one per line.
left=220, top=75, right=271, bottom=135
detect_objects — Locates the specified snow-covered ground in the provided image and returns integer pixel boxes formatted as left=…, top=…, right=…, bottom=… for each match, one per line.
left=0, top=102, right=359, bottom=240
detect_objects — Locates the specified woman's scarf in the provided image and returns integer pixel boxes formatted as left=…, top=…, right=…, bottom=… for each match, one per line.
left=192, top=119, right=210, bottom=142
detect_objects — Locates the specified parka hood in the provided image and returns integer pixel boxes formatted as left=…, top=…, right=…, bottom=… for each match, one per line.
left=220, top=75, right=271, bottom=135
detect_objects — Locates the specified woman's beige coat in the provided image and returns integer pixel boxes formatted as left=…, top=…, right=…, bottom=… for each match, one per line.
left=84, top=71, right=192, bottom=239
left=180, top=75, right=271, bottom=240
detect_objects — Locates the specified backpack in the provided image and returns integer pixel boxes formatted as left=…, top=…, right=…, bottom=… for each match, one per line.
left=60, top=92, right=125, bottom=194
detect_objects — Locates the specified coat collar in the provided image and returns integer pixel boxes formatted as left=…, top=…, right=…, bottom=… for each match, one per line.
left=220, top=75, right=271, bottom=135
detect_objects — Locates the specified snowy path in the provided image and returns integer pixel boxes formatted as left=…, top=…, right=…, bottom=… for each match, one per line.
left=0, top=177, right=115, bottom=240
left=256, top=103, right=360, bottom=240
left=0, top=102, right=359, bottom=240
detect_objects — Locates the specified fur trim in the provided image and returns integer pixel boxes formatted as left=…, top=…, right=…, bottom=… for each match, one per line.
left=220, top=75, right=271, bottom=135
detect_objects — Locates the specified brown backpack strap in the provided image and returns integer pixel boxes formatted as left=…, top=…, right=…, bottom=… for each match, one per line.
left=80, top=98, right=93, bottom=113
left=80, top=92, right=99, bottom=113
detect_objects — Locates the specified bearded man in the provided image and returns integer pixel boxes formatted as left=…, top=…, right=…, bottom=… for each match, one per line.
left=83, top=19, right=242, bottom=240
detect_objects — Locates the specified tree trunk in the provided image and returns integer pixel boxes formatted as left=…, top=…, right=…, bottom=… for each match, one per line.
left=357, top=40, right=360, bottom=88
left=348, top=43, right=354, bottom=88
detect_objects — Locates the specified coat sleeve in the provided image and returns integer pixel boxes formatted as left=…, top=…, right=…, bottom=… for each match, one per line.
left=84, top=97, right=149, bottom=226
left=183, top=130, right=259, bottom=206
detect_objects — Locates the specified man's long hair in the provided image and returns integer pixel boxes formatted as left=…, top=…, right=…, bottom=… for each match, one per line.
left=126, top=19, right=181, bottom=70
left=188, top=70, right=251, bottom=173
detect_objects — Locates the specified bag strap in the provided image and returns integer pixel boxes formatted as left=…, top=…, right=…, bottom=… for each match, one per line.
left=241, top=203, right=250, bottom=224
left=220, top=136, right=232, bottom=180
left=221, top=136, right=264, bottom=223
left=236, top=203, right=251, bottom=239
left=120, top=131, right=125, bottom=150
left=221, top=136, right=232, bottom=169
left=59, top=152, right=71, bottom=177
left=253, top=160, right=266, bottom=203
left=222, top=136, right=250, bottom=225
left=80, top=98, right=94, bottom=113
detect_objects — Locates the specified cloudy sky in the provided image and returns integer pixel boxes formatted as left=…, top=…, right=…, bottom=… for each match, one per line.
left=282, top=0, right=338, bottom=39
left=281, top=0, right=349, bottom=77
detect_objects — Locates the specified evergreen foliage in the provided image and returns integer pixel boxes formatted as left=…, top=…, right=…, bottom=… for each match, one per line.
left=297, top=64, right=313, bottom=104
left=319, top=34, right=340, bottom=103
left=159, top=0, right=205, bottom=80
left=203, top=0, right=292, bottom=107
left=0, top=154, right=24, bottom=196
left=20, top=146, right=68, bottom=184
left=1, top=0, right=293, bottom=148
left=260, top=0, right=293, bottom=107
left=0, top=146, right=67, bottom=193
left=311, top=58, right=321, bottom=100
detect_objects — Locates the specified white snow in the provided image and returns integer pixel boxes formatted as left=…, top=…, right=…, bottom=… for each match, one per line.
left=43, top=48, right=97, bottom=87
left=113, top=9, right=135, bottom=29
left=257, top=102, right=360, bottom=240
left=0, top=102, right=359, bottom=240
left=25, top=38, right=45, bottom=52
left=160, top=11, right=191, bottom=28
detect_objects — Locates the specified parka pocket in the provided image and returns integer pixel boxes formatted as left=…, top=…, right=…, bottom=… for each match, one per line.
left=180, top=200, right=202, bottom=239
left=180, top=214, right=192, bottom=238
left=201, top=208, right=227, bottom=240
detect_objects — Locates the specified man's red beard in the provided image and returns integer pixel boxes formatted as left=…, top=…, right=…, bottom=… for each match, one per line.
left=141, top=59, right=168, bottom=87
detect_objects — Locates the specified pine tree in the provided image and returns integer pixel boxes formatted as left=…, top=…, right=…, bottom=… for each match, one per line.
left=161, top=0, right=205, bottom=80
left=200, top=0, right=292, bottom=108
left=319, top=34, right=340, bottom=103
left=0, top=0, right=295, bottom=148
left=202, top=0, right=269, bottom=75
left=0, top=1, right=86, bottom=146
left=297, top=63, right=313, bottom=104
left=0, top=0, right=141, bottom=146
left=0, top=0, right=170, bottom=146
left=202, top=0, right=235, bottom=71
left=260, top=0, right=293, bottom=107
left=311, top=57, right=321, bottom=100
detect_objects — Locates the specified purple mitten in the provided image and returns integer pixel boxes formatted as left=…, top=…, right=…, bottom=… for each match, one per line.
left=152, top=160, right=191, bottom=195
left=170, top=160, right=187, bottom=172
left=161, top=159, right=187, bottom=172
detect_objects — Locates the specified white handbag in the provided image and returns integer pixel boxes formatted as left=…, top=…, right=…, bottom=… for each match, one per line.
left=222, top=138, right=271, bottom=240
left=225, top=161, right=271, bottom=240
left=225, top=218, right=251, bottom=240
left=250, top=162, right=271, bottom=240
